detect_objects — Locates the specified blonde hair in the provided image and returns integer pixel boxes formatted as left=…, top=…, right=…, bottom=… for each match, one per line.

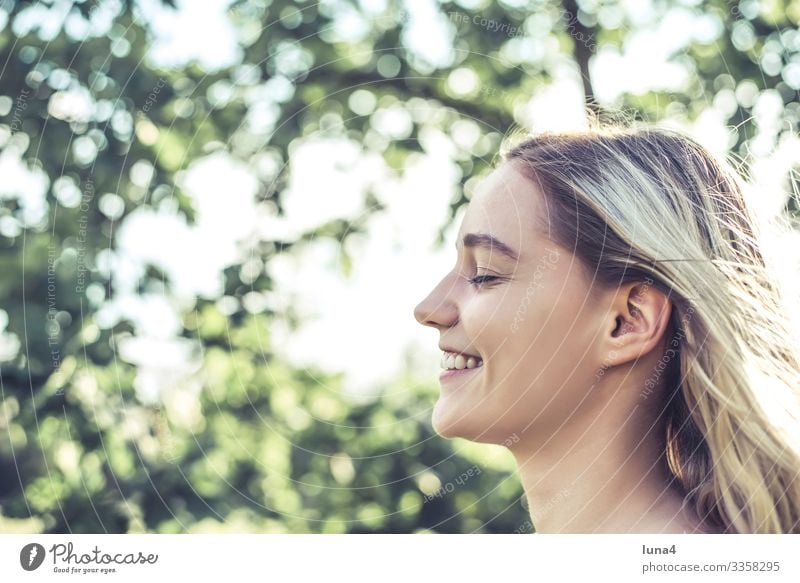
left=502, top=119, right=800, bottom=533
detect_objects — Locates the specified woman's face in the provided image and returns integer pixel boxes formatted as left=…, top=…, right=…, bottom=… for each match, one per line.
left=414, top=161, right=612, bottom=445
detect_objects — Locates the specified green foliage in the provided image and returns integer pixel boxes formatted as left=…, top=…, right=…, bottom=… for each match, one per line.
left=0, top=0, right=798, bottom=533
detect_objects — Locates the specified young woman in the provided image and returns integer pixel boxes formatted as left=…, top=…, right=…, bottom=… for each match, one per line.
left=413, top=121, right=800, bottom=533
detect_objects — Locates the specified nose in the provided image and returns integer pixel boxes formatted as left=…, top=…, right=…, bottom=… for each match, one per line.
left=414, top=272, right=459, bottom=330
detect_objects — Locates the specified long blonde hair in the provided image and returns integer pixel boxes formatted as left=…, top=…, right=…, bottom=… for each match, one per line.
left=502, top=119, right=800, bottom=533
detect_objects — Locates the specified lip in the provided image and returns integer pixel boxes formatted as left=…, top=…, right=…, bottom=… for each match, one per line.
left=438, top=344, right=481, bottom=360
left=439, top=365, right=483, bottom=382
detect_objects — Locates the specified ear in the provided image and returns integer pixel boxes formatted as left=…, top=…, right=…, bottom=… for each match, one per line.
left=601, top=280, right=672, bottom=367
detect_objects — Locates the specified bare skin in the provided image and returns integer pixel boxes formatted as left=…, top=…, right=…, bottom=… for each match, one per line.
left=414, top=161, right=722, bottom=534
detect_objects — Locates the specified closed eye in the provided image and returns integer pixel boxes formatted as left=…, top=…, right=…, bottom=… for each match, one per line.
left=468, top=274, right=500, bottom=287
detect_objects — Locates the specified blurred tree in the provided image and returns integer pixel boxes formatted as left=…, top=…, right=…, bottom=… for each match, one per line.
left=0, top=0, right=797, bottom=534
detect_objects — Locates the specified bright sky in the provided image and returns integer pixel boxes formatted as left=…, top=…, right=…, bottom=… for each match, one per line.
left=2, top=0, right=799, bottom=404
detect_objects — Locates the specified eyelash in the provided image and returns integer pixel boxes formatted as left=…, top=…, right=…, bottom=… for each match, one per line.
left=468, top=274, right=500, bottom=287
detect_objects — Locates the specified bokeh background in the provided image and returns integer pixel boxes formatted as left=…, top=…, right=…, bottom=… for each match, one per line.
left=1, top=0, right=799, bottom=534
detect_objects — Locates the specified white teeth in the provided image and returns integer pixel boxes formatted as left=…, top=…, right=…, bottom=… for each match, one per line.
left=440, top=351, right=483, bottom=370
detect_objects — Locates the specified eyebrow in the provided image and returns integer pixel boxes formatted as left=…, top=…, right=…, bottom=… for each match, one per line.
left=459, top=232, right=520, bottom=262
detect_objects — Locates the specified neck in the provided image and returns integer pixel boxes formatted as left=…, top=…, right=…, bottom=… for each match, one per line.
left=508, top=396, right=690, bottom=533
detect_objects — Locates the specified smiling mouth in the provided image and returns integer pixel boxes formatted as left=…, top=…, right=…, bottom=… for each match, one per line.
left=439, top=366, right=483, bottom=381
left=439, top=351, right=484, bottom=382
left=440, top=351, right=483, bottom=371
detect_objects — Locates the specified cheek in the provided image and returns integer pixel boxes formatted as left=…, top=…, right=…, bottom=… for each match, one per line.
left=459, top=292, right=519, bottom=348
left=482, top=278, right=544, bottom=324
left=493, top=286, right=601, bottom=414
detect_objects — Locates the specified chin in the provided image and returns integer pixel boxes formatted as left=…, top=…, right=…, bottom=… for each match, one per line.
left=431, top=399, right=521, bottom=447
left=431, top=400, right=472, bottom=439
left=431, top=401, right=512, bottom=444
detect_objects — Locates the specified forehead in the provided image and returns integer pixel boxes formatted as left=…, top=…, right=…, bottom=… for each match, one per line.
left=457, top=163, right=546, bottom=252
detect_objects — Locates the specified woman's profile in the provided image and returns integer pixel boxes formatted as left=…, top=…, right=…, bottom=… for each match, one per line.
left=413, top=118, right=800, bottom=534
